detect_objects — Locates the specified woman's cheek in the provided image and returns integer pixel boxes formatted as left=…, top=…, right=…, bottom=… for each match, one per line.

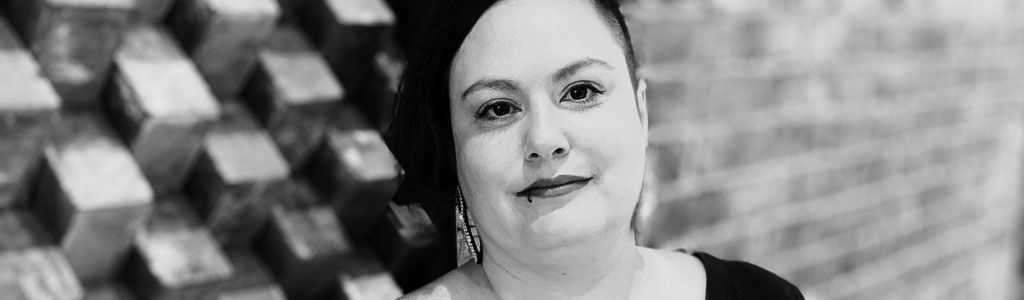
left=587, top=96, right=647, bottom=206
left=460, top=133, right=520, bottom=209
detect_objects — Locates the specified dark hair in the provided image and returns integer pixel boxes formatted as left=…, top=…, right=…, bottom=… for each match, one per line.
left=384, top=0, right=639, bottom=265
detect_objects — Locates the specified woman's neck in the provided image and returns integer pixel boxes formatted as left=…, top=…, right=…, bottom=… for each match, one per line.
left=478, top=230, right=644, bottom=300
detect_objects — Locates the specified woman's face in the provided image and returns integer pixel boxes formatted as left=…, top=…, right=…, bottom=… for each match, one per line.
left=449, top=0, right=648, bottom=252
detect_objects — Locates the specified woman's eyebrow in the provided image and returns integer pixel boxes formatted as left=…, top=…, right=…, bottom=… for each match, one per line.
left=460, top=79, right=520, bottom=102
left=459, top=58, right=611, bottom=102
left=552, top=58, right=613, bottom=82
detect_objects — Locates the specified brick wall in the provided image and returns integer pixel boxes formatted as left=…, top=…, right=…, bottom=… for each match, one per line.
left=627, top=1, right=1024, bottom=299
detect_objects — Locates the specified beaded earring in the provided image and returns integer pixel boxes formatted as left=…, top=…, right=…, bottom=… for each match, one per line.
left=455, top=186, right=483, bottom=265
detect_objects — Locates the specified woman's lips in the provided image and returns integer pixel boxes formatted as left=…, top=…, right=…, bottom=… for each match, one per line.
left=515, top=176, right=593, bottom=199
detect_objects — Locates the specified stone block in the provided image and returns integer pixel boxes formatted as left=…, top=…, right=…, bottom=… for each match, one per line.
left=0, top=15, right=60, bottom=122
left=108, top=25, right=220, bottom=195
left=133, top=249, right=277, bottom=300
left=125, top=197, right=234, bottom=299
left=132, top=0, right=178, bottom=24
left=328, top=102, right=375, bottom=131
left=0, top=133, right=47, bottom=209
left=84, top=282, right=136, bottom=300
left=202, top=251, right=279, bottom=300
left=0, top=210, right=52, bottom=252
left=265, top=178, right=322, bottom=209
left=0, top=247, right=84, bottom=300
left=33, top=113, right=154, bottom=283
left=335, top=250, right=402, bottom=300
left=213, top=99, right=263, bottom=132
left=140, top=196, right=206, bottom=234
left=370, top=202, right=442, bottom=290
left=187, top=129, right=289, bottom=247
left=245, top=25, right=343, bottom=169
left=0, top=15, right=60, bottom=209
left=257, top=205, right=352, bottom=299
left=217, top=286, right=287, bottom=300
left=168, top=0, right=281, bottom=97
left=6, top=0, right=134, bottom=107
left=308, top=129, right=400, bottom=238
left=129, top=229, right=234, bottom=294
left=300, top=0, right=395, bottom=89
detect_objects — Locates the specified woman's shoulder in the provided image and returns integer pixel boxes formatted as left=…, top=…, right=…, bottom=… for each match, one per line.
left=687, top=251, right=805, bottom=300
left=638, top=247, right=707, bottom=299
left=399, top=263, right=494, bottom=300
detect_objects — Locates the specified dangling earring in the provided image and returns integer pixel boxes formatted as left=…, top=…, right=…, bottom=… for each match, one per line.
left=455, top=186, right=483, bottom=265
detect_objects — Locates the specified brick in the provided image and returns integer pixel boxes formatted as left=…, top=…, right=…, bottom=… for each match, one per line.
left=258, top=205, right=352, bottom=299
left=808, top=207, right=1005, bottom=300
left=0, top=247, right=84, bottom=300
left=32, top=113, right=154, bottom=283
left=168, top=0, right=281, bottom=97
left=217, top=286, right=287, bottom=300
left=308, top=129, right=400, bottom=238
left=335, top=250, right=403, bottom=300
left=245, top=25, right=343, bottom=169
left=627, top=18, right=718, bottom=65
left=108, top=25, right=221, bottom=196
left=6, top=0, right=134, bottom=107
left=642, top=79, right=690, bottom=127
left=300, top=0, right=395, bottom=89
left=640, top=190, right=729, bottom=248
left=0, top=210, right=52, bottom=252
left=187, top=129, right=289, bottom=247
left=652, top=124, right=998, bottom=253
left=370, top=202, right=442, bottom=290
left=762, top=169, right=987, bottom=282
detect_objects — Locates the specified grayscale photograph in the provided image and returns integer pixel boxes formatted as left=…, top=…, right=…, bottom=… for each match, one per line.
left=0, top=0, right=1019, bottom=299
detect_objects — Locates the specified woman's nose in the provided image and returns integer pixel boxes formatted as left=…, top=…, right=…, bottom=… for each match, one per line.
left=524, top=109, right=570, bottom=162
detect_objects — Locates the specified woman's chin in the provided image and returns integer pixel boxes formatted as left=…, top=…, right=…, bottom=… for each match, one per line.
left=523, top=204, right=622, bottom=250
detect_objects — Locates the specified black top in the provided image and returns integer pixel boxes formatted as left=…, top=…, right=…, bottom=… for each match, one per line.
left=690, top=251, right=805, bottom=300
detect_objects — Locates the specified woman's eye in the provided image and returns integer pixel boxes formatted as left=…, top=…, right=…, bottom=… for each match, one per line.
left=491, top=103, right=513, bottom=116
left=561, top=83, right=604, bottom=102
left=476, top=101, right=521, bottom=120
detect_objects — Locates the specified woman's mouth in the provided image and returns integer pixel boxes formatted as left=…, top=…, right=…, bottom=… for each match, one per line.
left=515, top=175, right=593, bottom=199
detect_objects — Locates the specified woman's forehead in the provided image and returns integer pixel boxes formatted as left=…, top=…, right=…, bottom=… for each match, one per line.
left=449, top=0, right=628, bottom=91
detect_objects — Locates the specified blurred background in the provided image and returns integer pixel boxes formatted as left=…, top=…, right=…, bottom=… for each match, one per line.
left=0, top=0, right=1022, bottom=299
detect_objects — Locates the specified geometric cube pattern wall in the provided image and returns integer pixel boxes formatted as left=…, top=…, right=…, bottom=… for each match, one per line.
left=0, top=0, right=434, bottom=299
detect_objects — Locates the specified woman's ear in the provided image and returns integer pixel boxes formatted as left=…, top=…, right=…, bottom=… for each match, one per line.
left=635, top=79, right=649, bottom=133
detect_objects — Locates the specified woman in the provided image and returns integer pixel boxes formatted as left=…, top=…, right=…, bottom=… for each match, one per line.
left=385, top=0, right=805, bottom=299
